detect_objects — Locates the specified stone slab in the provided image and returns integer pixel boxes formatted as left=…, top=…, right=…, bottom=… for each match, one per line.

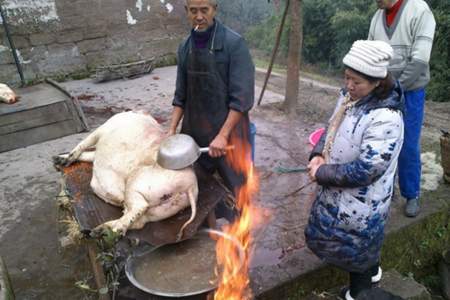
left=0, top=82, right=88, bottom=152
left=380, top=270, right=431, bottom=300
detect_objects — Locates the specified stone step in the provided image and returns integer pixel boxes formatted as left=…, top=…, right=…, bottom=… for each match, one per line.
left=0, top=80, right=88, bottom=153
left=379, top=270, right=431, bottom=300
left=303, top=270, right=432, bottom=300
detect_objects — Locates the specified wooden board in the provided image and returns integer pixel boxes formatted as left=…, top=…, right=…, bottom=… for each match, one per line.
left=62, top=162, right=227, bottom=246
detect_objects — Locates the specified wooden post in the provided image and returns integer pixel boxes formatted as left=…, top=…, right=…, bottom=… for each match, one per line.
left=257, top=0, right=290, bottom=106
left=87, top=242, right=110, bottom=300
left=283, top=0, right=303, bottom=114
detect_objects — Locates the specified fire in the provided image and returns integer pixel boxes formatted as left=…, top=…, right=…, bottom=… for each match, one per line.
left=214, top=131, right=261, bottom=300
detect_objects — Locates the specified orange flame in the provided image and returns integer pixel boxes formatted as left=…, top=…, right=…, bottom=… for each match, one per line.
left=214, top=131, right=261, bottom=300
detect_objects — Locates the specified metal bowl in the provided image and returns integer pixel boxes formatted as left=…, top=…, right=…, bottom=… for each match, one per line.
left=157, top=134, right=202, bottom=170
left=125, top=228, right=244, bottom=297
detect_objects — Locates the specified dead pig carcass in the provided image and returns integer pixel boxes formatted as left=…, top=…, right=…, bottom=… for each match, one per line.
left=0, top=83, right=17, bottom=104
left=56, top=111, right=198, bottom=240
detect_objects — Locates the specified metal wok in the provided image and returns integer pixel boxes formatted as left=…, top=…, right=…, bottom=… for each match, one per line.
left=125, top=228, right=244, bottom=297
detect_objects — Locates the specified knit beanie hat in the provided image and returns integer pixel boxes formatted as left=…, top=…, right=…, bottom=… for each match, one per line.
left=342, top=40, right=394, bottom=79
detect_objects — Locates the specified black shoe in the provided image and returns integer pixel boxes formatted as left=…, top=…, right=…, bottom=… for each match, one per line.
left=404, top=198, right=420, bottom=217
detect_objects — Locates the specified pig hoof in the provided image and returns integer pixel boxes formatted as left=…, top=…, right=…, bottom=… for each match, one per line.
left=102, top=221, right=127, bottom=236
left=64, top=154, right=77, bottom=166
left=91, top=224, right=108, bottom=237
left=52, top=155, right=69, bottom=168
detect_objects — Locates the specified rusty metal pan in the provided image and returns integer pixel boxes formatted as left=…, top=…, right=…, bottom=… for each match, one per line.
left=125, top=228, right=244, bottom=297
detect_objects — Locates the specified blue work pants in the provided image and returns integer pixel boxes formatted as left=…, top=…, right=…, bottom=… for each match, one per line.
left=398, top=88, right=425, bottom=200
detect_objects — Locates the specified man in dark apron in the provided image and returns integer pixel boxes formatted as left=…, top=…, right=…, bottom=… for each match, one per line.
left=168, top=0, right=255, bottom=220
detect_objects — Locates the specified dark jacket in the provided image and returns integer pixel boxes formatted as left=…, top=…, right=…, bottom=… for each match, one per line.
left=172, top=20, right=255, bottom=113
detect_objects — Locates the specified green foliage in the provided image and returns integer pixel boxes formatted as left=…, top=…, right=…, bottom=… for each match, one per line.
left=242, top=0, right=449, bottom=102
left=302, top=0, right=336, bottom=65
left=426, top=0, right=450, bottom=102
left=246, top=0, right=375, bottom=67
left=245, top=14, right=290, bottom=56
left=330, top=7, right=374, bottom=64
left=217, top=0, right=273, bottom=34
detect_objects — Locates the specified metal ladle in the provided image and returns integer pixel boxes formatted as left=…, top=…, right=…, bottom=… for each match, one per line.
left=157, top=134, right=234, bottom=170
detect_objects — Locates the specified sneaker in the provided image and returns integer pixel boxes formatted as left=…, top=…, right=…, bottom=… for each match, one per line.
left=404, top=198, right=420, bottom=217
left=371, top=267, right=382, bottom=284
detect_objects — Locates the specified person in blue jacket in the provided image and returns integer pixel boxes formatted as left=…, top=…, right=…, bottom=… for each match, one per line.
left=305, top=40, right=404, bottom=300
left=167, top=0, right=255, bottom=220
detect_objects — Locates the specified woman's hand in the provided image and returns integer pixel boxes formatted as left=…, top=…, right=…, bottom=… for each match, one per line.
left=308, top=156, right=325, bottom=181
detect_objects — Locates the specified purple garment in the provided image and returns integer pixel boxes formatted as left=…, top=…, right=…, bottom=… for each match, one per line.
left=192, top=22, right=215, bottom=49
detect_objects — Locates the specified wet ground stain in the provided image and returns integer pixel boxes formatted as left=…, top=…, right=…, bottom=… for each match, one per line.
left=0, top=179, right=95, bottom=299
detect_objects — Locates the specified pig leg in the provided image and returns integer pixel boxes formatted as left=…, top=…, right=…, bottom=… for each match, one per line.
left=60, top=129, right=101, bottom=166
left=90, top=169, right=125, bottom=207
left=176, top=184, right=198, bottom=242
left=56, top=151, right=95, bottom=163
left=128, top=193, right=188, bottom=229
left=101, top=190, right=149, bottom=235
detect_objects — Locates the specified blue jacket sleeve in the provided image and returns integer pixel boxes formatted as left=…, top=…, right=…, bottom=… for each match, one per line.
left=315, top=110, right=403, bottom=187
left=228, top=38, right=255, bottom=112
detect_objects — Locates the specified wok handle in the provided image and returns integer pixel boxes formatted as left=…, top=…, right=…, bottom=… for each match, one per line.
left=199, top=145, right=235, bottom=153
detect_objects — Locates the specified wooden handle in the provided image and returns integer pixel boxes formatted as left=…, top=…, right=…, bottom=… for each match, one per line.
left=199, top=145, right=235, bottom=153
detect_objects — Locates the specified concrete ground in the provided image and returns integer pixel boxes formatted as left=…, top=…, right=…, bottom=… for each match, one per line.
left=0, top=66, right=448, bottom=299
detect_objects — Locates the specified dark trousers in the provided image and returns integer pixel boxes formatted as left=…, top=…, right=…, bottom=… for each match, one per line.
left=349, top=263, right=379, bottom=298
left=197, top=155, right=245, bottom=222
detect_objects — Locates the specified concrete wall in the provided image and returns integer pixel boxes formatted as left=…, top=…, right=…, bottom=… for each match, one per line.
left=0, top=0, right=188, bottom=86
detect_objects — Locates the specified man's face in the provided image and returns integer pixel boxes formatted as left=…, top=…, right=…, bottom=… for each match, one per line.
left=185, top=0, right=217, bottom=31
left=375, top=0, right=396, bottom=9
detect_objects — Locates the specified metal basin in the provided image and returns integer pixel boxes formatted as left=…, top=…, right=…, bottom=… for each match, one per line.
left=125, top=228, right=244, bottom=297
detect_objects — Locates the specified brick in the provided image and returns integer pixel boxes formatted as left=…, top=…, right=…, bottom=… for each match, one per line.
left=84, top=51, right=108, bottom=68
left=29, top=32, right=57, bottom=46
left=58, top=15, right=86, bottom=31
left=0, top=63, right=21, bottom=85
left=28, top=46, right=48, bottom=61
left=9, top=35, right=30, bottom=49
left=57, top=30, right=85, bottom=44
left=40, top=43, right=86, bottom=73
left=0, top=46, right=14, bottom=64
left=76, top=38, right=106, bottom=54
left=83, top=26, right=107, bottom=40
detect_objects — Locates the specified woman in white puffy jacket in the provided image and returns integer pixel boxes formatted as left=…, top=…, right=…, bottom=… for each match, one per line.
left=305, top=40, right=404, bottom=300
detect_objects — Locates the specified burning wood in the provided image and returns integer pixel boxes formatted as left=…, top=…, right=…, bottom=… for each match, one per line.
left=214, top=133, right=262, bottom=300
